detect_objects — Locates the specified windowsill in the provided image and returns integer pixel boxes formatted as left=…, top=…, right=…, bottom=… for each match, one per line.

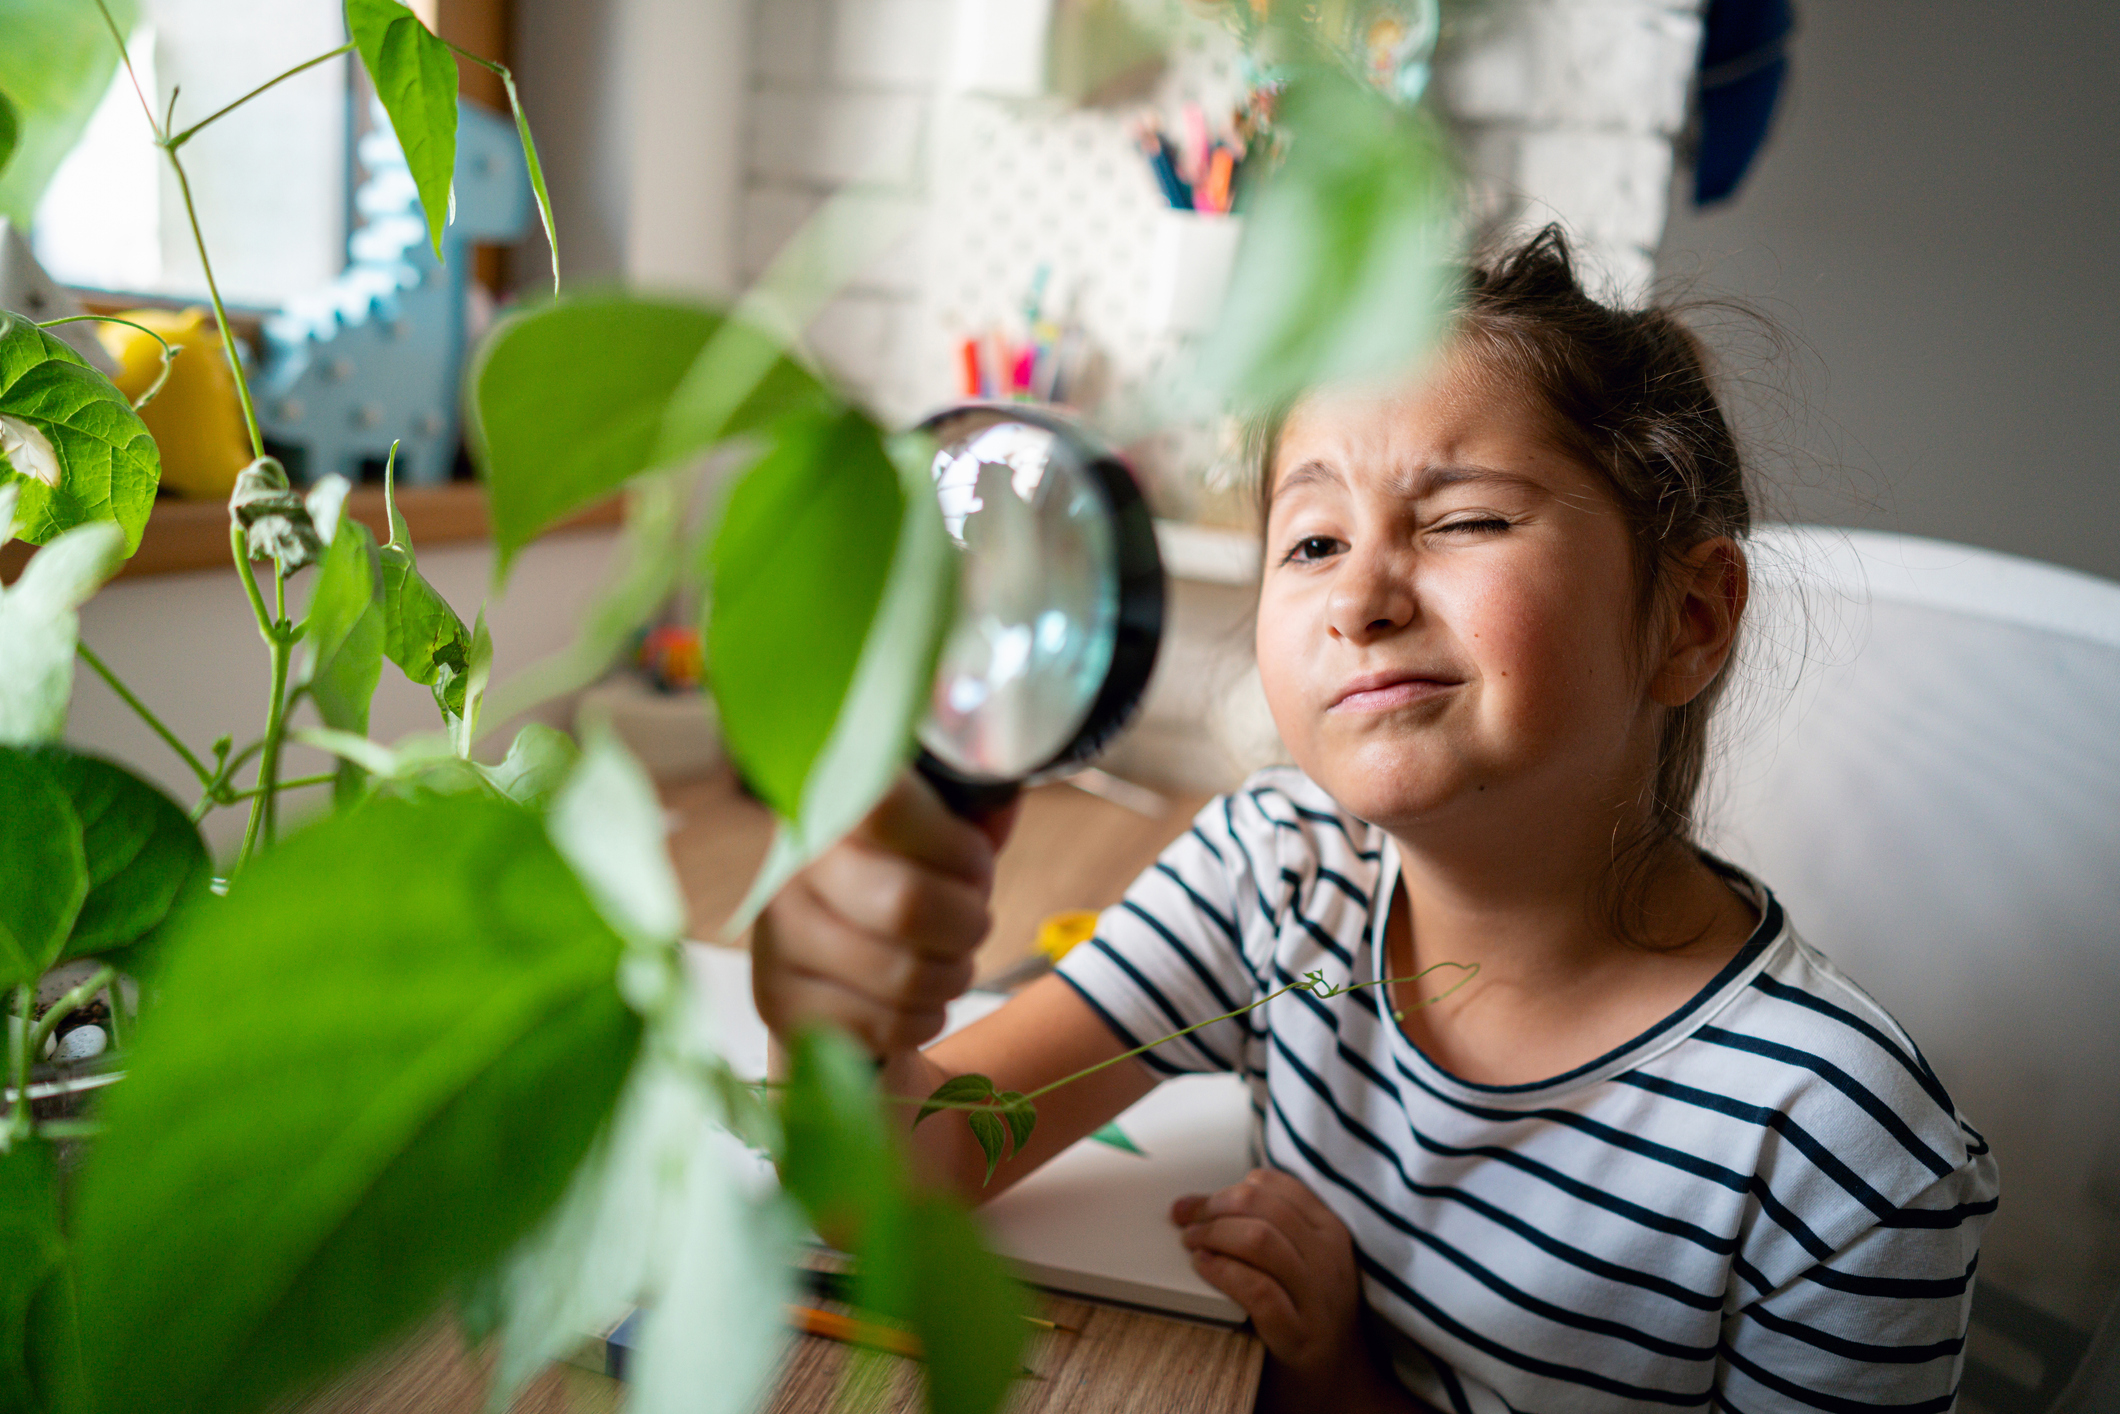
left=0, top=485, right=622, bottom=583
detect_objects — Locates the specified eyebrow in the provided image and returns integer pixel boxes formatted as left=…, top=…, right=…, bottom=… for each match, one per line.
left=1268, top=459, right=1542, bottom=508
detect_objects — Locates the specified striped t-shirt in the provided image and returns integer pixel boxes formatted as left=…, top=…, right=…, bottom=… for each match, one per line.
left=1057, top=768, right=1999, bottom=1413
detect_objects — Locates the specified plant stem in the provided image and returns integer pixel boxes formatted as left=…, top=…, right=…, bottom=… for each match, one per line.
left=77, top=641, right=215, bottom=788
left=36, top=315, right=179, bottom=409
left=4, top=986, right=31, bottom=1149
left=164, top=147, right=263, bottom=459
left=26, top=966, right=117, bottom=1070
left=91, top=0, right=160, bottom=140
left=238, top=621, right=292, bottom=868
left=166, top=42, right=355, bottom=150
left=231, top=525, right=272, bottom=633
left=225, top=772, right=334, bottom=800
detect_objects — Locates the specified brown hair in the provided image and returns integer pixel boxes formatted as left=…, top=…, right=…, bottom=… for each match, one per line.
left=1251, top=225, right=1753, bottom=939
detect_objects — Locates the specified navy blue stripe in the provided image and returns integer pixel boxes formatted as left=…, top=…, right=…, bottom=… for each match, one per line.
left=1264, top=1030, right=1724, bottom=1313
left=1431, top=1354, right=1474, bottom=1414
left=1055, top=971, right=1185, bottom=1076
left=1801, top=1252, right=1977, bottom=1301
left=1219, top=796, right=1282, bottom=924
left=1080, top=938, right=1229, bottom=1070
left=1739, top=1304, right=1962, bottom=1365
left=1731, top=1254, right=1776, bottom=1297
left=1695, top=1027, right=1956, bottom=1178
left=1119, top=899, right=1245, bottom=1016
left=1617, top=1071, right=1994, bottom=1231
left=1315, top=864, right=1372, bottom=910
left=1285, top=890, right=1355, bottom=967
left=1186, top=823, right=1225, bottom=866
left=1152, top=861, right=1241, bottom=947
left=1749, top=973, right=1961, bottom=1120
left=1382, top=1050, right=1840, bottom=1259
left=1717, top=1341, right=1955, bottom=1414
left=1276, top=797, right=1383, bottom=859
left=1350, top=1242, right=1711, bottom=1405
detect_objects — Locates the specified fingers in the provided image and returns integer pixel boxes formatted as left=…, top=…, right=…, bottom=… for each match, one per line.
left=1190, top=1247, right=1302, bottom=1344
left=805, top=837, right=992, bottom=958
left=1173, top=1170, right=1362, bottom=1373
left=754, top=960, right=951, bottom=1055
left=1175, top=1169, right=1341, bottom=1245
left=855, top=774, right=999, bottom=889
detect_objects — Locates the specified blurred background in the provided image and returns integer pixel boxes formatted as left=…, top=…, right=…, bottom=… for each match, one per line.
left=7, top=3, right=2115, bottom=1408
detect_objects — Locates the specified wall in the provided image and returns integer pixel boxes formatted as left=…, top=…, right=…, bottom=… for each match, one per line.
left=1658, top=0, right=2120, bottom=582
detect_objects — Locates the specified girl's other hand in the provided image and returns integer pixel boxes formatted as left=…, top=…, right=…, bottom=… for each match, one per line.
left=1175, top=1170, right=1427, bottom=1413
left=754, top=773, right=1015, bottom=1058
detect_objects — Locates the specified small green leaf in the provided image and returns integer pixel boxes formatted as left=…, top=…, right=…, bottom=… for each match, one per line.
left=302, top=520, right=386, bottom=802
left=346, top=0, right=459, bottom=259
left=994, top=1090, right=1037, bottom=1155
left=488, top=67, right=559, bottom=295
left=69, top=795, right=643, bottom=1414
left=0, top=87, right=18, bottom=184
left=0, top=746, right=85, bottom=991
left=967, top=1109, right=1007, bottom=1186
left=914, top=1072, right=995, bottom=1128
left=449, top=605, right=492, bottom=751
left=0, top=316, right=158, bottom=554
left=0, top=511, right=124, bottom=745
left=376, top=456, right=473, bottom=721
left=29, top=747, right=208, bottom=961
left=467, top=295, right=831, bottom=574
left=474, top=722, right=577, bottom=810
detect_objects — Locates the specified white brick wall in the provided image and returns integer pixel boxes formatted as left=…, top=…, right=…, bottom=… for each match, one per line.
left=741, top=0, right=1706, bottom=416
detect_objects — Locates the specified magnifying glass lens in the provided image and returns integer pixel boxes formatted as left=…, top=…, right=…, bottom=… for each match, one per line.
left=920, top=419, right=1119, bottom=781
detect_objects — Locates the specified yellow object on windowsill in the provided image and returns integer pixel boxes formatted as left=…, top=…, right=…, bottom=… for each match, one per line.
left=97, top=307, right=251, bottom=500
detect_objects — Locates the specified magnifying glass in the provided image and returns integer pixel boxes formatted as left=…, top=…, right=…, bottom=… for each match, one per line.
left=912, top=404, right=1165, bottom=818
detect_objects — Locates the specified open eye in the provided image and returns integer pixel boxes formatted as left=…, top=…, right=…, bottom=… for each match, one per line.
left=1282, top=534, right=1343, bottom=564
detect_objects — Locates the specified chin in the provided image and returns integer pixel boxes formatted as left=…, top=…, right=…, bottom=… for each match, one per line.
left=1294, top=738, right=1472, bottom=829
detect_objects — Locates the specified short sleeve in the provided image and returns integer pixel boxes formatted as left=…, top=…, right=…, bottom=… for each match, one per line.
left=1716, top=1164, right=1994, bottom=1413
left=1055, top=792, right=1277, bottom=1076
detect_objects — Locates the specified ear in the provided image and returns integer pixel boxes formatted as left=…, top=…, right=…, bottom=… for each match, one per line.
left=1649, top=537, right=1748, bottom=708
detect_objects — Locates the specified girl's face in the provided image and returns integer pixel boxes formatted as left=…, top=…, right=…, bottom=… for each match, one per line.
left=1257, top=357, right=1659, bottom=836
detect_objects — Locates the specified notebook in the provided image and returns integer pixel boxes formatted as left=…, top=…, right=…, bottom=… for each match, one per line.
left=686, top=943, right=1254, bottom=1324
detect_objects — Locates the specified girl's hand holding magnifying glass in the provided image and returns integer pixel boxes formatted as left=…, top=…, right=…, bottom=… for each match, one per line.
left=753, top=773, right=1015, bottom=1059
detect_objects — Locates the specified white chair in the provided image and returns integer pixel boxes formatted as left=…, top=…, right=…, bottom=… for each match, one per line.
left=1701, top=528, right=2120, bottom=1413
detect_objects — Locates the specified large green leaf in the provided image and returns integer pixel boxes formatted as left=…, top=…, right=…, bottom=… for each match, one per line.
left=547, top=724, right=684, bottom=954
left=0, top=0, right=139, bottom=227
left=0, top=316, right=159, bottom=554
left=0, top=1142, right=72, bottom=1414
left=345, top=0, right=458, bottom=259
left=29, top=747, right=207, bottom=962
left=0, top=746, right=84, bottom=992
left=69, top=795, right=643, bottom=1414
left=709, top=415, right=955, bottom=935
left=706, top=408, right=902, bottom=818
left=895, top=1196, right=1031, bottom=1414
left=467, top=295, right=831, bottom=573
left=474, top=722, right=576, bottom=811
left=1199, top=69, right=1458, bottom=409
left=779, top=1025, right=899, bottom=1249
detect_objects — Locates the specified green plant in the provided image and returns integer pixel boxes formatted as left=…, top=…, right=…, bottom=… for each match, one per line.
left=0, top=4, right=1463, bottom=1413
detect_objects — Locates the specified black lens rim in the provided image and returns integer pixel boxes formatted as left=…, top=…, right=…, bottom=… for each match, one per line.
left=914, top=402, right=1165, bottom=787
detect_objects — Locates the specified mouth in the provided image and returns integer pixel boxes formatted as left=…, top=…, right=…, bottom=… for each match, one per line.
left=1328, top=670, right=1461, bottom=713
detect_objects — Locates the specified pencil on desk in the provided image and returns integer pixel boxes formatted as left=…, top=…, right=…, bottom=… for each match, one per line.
left=789, top=1304, right=925, bottom=1359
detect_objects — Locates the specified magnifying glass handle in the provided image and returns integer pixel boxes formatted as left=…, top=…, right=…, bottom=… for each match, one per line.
left=914, top=750, right=1022, bottom=822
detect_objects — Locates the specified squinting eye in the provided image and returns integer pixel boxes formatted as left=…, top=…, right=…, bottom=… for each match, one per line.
left=1283, top=535, right=1342, bottom=564
left=1436, top=517, right=1510, bottom=535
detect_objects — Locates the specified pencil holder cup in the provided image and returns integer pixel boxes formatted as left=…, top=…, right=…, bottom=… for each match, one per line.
left=1146, top=210, right=1242, bottom=337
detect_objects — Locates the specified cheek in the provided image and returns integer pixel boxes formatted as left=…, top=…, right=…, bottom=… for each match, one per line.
left=1440, top=548, right=1642, bottom=727
left=1252, top=589, right=1318, bottom=737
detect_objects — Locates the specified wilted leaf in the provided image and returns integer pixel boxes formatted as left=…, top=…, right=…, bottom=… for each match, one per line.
left=0, top=745, right=84, bottom=990
left=468, top=295, right=830, bottom=573
left=346, top=0, right=458, bottom=258
left=29, top=747, right=208, bottom=961
left=0, top=316, right=158, bottom=553
left=228, top=456, right=323, bottom=574
left=70, top=795, right=643, bottom=1414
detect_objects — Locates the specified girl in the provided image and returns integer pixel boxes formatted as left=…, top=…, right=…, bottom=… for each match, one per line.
left=753, top=228, right=1997, bottom=1413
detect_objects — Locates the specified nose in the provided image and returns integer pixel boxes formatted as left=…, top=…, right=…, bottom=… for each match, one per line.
left=1326, top=542, right=1415, bottom=644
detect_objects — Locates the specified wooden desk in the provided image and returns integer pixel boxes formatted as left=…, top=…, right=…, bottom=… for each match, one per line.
left=291, top=1296, right=1262, bottom=1414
